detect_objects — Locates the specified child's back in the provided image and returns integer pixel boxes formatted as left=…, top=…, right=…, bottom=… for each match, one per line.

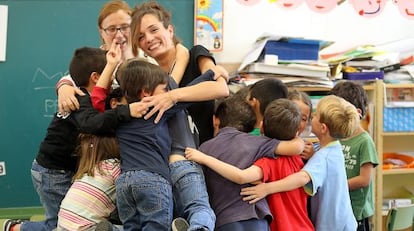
left=255, top=99, right=313, bottom=231
left=199, top=96, right=278, bottom=229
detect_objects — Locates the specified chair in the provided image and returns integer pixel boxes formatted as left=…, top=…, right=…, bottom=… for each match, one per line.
left=386, top=204, right=414, bottom=231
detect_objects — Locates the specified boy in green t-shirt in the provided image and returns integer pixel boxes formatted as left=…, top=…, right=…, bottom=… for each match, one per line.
left=330, top=80, right=379, bottom=231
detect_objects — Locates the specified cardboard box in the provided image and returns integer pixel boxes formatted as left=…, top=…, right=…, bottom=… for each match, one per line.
left=383, top=107, right=414, bottom=132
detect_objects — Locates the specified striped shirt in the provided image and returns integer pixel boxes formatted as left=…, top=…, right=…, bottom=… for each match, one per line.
left=57, top=158, right=120, bottom=230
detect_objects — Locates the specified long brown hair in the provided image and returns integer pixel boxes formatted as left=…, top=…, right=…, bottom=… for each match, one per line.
left=130, top=1, right=181, bottom=57
left=74, top=134, right=120, bottom=180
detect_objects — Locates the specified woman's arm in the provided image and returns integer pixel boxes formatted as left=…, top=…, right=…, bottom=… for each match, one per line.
left=57, top=79, right=84, bottom=114
left=143, top=76, right=229, bottom=123
left=198, top=56, right=229, bottom=81
left=185, top=147, right=263, bottom=184
left=170, top=43, right=189, bottom=84
left=240, top=170, right=311, bottom=204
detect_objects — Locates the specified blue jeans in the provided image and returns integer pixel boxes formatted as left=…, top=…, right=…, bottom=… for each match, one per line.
left=20, top=160, right=73, bottom=231
left=215, top=218, right=270, bottom=231
left=170, top=160, right=215, bottom=231
left=116, top=170, right=173, bottom=231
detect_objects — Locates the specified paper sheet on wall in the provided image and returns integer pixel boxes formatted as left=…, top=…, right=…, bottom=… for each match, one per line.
left=0, top=5, right=8, bottom=62
left=194, top=0, right=223, bottom=52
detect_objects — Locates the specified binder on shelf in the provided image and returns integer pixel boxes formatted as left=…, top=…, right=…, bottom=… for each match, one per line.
left=264, top=38, right=322, bottom=61
left=343, top=71, right=384, bottom=81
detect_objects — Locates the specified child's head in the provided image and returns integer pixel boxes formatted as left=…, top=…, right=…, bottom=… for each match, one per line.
left=262, top=98, right=301, bottom=140
left=288, top=89, right=312, bottom=134
left=247, top=78, right=288, bottom=116
left=214, top=96, right=256, bottom=133
left=312, top=95, right=359, bottom=139
left=69, top=47, right=107, bottom=88
left=117, top=59, right=169, bottom=103
left=74, top=133, right=120, bottom=180
left=330, top=81, right=368, bottom=118
left=105, top=87, right=124, bottom=110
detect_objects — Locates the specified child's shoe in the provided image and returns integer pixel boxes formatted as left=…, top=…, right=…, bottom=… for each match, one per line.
left=95, top=220, right=113, bottom=231
left=2, top=219, right=24, bottom=231
left=172, top=217, right=189, bottom=231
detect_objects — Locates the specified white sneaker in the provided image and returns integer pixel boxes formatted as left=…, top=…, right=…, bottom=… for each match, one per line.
left=172, top=217, right=189, bottom=231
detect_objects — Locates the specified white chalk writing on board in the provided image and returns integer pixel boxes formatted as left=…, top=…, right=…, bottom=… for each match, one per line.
left=32, top=67, right=68, bottom=117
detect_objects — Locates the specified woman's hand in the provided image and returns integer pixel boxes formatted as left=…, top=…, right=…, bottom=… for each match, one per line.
left=58, top=85, right=84, bottom=115
left=129, top=101, right=149, bottom=118
left=141, top=91, right=176, bottom=123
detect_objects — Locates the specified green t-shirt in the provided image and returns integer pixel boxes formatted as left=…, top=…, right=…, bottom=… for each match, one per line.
left=340, top=131, right=379, bottom=220
left=249, top=127, right=261, bottom=136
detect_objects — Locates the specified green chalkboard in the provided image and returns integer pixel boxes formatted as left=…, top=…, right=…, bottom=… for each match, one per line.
left=0, top=0, right=194, bottom=208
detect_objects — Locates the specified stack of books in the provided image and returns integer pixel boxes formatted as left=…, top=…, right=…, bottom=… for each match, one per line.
left=238, top=35, right=334, bottom=88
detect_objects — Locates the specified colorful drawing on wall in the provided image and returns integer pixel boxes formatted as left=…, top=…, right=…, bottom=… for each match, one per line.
left=348, top=0, right=387, bottom=18
left=393, top=0, right=414, bottom=19
left=270, top=0, right=305, bottom=10
left=305, top=0, right=340, bottom=13
left=236, top=0, right=262, bottom=6
left=194, top=0, right=223, bottom=52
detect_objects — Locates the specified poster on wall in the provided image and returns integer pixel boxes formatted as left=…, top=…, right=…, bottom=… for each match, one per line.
left=194, top=0, right=224, bottom=52
left=0, top=5, right=8, bottom=62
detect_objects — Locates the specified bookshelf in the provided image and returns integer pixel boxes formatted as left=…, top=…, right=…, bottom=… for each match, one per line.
left=374, top=81, right=414, bottom=231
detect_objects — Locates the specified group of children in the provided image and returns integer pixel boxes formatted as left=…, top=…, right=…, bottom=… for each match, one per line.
left=3, top=21, right=378, bottom=231
left=183, top=78, right=378, bottom=231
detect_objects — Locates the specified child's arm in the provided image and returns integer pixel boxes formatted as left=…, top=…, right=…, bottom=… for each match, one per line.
left=91, top=42, right=122, bottom=112
left=240, top=170, right=311, bottom=204
left=275, top=136, right=305, bottom=156
left=347, top=162, right=374, bottom=190
left=185, top=147, right=263, bottom=184
left=142, top=74, right=229, bottom=123
left=300, top=139, right=315, bottom=160
left=170, top=43, right=189, bottom=84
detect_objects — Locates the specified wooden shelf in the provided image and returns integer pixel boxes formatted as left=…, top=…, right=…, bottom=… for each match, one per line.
left=382, top=132, right=414, bottom=136
left=382, top=168, right=414, bottom=175
left=384, top=83, right=414, bottom=88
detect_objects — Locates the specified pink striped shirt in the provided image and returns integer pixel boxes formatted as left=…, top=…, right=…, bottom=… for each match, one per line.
left=57, top=159, right=120, bottom=230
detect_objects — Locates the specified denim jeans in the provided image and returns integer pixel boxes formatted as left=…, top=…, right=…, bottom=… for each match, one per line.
left=20, top=160, right=73, bottom=231
left=116, top=170, right=173, bottom=231
left=170, top=160, right=216, bottom=231
left=215, top=218, right=270, bottom=231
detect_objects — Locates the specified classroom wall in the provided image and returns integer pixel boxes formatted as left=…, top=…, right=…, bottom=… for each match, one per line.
left=213, top=1, right=414, bottom=63
left=0, top=0, right=193, bottom=208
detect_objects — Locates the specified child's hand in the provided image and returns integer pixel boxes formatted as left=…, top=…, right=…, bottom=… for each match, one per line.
left=300, top=139, right=315, bottom=160
left=185, top=147, right=207, bottom=164
left=106, top=41, right=122, bottom=66
left=240, top=183, right=269, bottom=204
left=129, top=102, right=149, bottom=118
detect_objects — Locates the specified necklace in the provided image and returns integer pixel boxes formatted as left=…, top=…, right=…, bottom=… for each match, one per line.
left=168, top=59, right=176, bottom=75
